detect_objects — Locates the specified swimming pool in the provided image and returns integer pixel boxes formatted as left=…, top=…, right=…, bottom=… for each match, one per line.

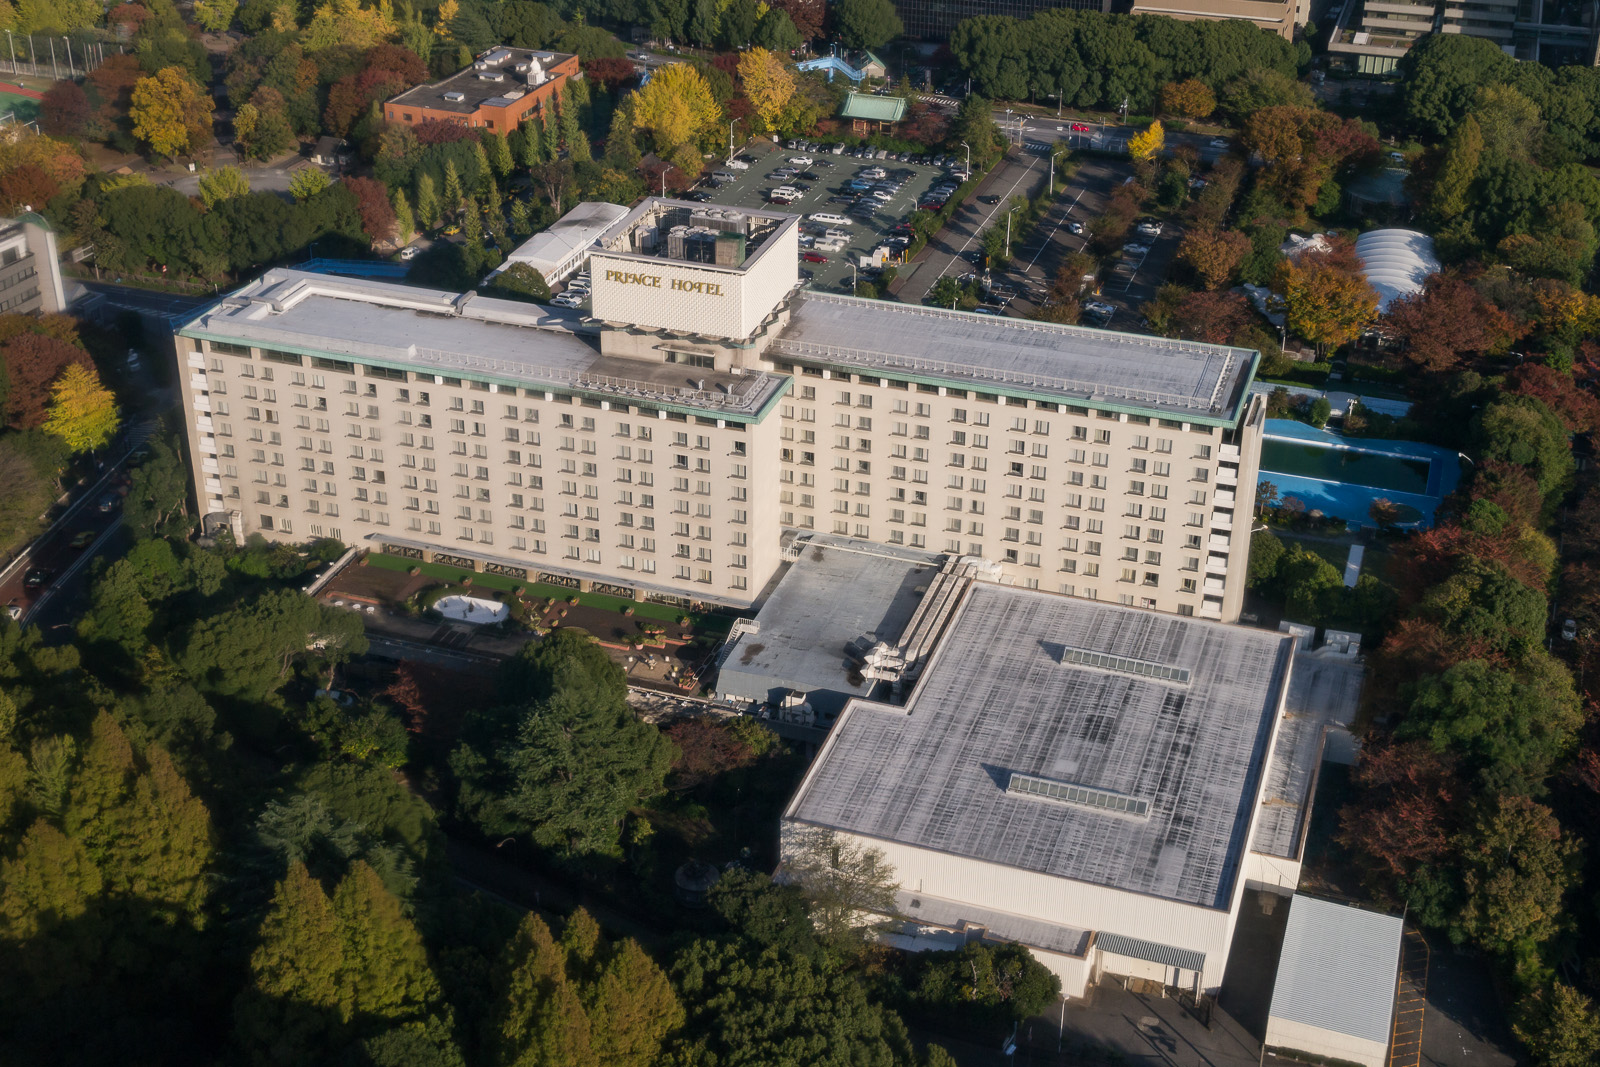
left=1257, top=420, right=1462, bottom=528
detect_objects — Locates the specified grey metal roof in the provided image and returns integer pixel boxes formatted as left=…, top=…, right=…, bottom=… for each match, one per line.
left=786, top=584, right=1293, bottom=908
left=178, top=270, right=788, bottom=421
left=776, top=293, right=1259, bottom=424
left=1095, top=931, right=1206, bottom=973
left=1270, top=895, right=1403, bottom=1044
left=717, top=534, right=940, bottom=714
left=500, top=201, right=631, bottom=275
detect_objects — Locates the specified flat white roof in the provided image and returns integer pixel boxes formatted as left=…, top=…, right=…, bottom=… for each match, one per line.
left=785, top=583, right=1293, bottom=908
left=777, top=293, right=1258, bottom=425
left=1270, top=895, right=1403, bottom=1044
left=500, top=201, right=630, bottom=276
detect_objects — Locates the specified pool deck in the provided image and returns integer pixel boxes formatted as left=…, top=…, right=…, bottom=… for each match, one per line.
left=1259, top=419, right=1462, bottom=528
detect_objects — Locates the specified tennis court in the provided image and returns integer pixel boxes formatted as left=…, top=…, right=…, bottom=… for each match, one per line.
left=0, top=84, right=42, bottom=124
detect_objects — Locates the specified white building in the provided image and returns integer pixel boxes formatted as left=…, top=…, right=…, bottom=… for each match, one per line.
left=492, top=201, right=631, bottom=285
left=781, top=579, right=1297, bottom=996
left=172, top=198, right=1266, bottom=619
left=1266, top=895, right=1404, bottom=1067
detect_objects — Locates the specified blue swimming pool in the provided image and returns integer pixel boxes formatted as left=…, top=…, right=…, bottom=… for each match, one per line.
left=1257, top=420, right=1463, bottom=528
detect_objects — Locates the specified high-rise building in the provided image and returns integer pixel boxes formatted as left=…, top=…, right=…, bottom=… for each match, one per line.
left=1329, top=0, right=1599, bottom=73
left=0, top=214, right=67, bottom=316
left=171, top=199, right=1265, bottom=621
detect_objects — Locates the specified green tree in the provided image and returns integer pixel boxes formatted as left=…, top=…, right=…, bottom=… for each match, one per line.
left=833, top=0, right=903, bottom=49
left=1514, top=982, right=1600, bottom=1067
left=123, top=437, right=191, bottom=539
left=289, top=168, right=331, bottom=202
left=515, top=121, right=542, bottom=168
left=179, top=588, right=368, bottom=704
left=442, top=160, right=464, bottom=216
left=392, top=187, right=415, bottom=244
left=589, top=938, right=684, bottom=1067
left=331, top=860, right=442, bottom=1025
left=1475, top=394, right=1574, bottom=502
left=487, top=263, right=551, bottom=303
left=1276, top=543, right=1344, bottom=621
left=1455, top=795, right=1579, bottom=952
left=1399, top=33, right=1515, bottom=138
left=415, top=171, right=439, bottom=229
left=605, top=104, right=642, bottom=172
left=198, top=165, right=251, bottom=208
left=193, top=0, right=238, bottom=28
left=481, top=129, right=514, bottom=177
left=782, top=825, right=900, bottom=951
left=235, top=862, right=345, bottom=1065
left=1247, top=529, right=1285, bottom=588
left=0, top=820, right=104, bottom=1001
left=485, top=913, right=595, bottom=1067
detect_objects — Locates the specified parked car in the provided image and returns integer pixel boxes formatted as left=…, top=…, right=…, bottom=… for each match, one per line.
left=1067, top=221, right=1085, bottom=235
left=1084, top=300, right=1115, bottom=318
left=5, top=599, right=19, bottom=620
left=684, top=190, right=714, bottom=202
left=97, top=492, right=119, bottom=513
left=979, top=195, right=1001, bottom=205
left=1209, top=138, right=1230, bottom=149
left=789, top=156, right=813, bottom=166
left=1563, top=618, right=1579, bottom=641
left=801, top=251, right=828, bottom=263
left=68, top=530, right=96, bottom=549
left=1122, top=242, right=1151, bottom=256
left=1136, top=221, right=1163, bottom=237
left=23, top=567, right=52, bottom=589
left=399, top=244, right=421, bottom=260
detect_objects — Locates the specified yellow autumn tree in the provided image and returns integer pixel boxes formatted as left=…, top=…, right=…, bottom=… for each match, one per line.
left=737, top=47, right=794, bottom=132
left=43, top=363, right=119, bottom=454
left=130, top=67, right=215, bottom=158
left=631, top=63, right=720, bottom=153
left=301, top=0, right=396, bottom=51
left=433, top=0, right=458, bottom=34
left=1128, top=120, right=1164, bottom=162
left=1277, top=256, right=1380, bottom=355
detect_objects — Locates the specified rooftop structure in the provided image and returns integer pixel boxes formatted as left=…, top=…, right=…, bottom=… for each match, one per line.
left=384, top=47, right=579, bottom=135
left=1267, top=895, right=1404, bottom=1067
left=777, top=293, right=1257, bottom=425
left=1126, top=0, right=1296, bottom=38
left=493, top=201, right=631, bottom=285
left=1354, top=229, right=1438, bottom=313
left=716, top=534, right=942, bottom=717
left=786, top=582, right=1292, bottom=908
left=840, top=91, right=907, bottom=132
left=182, top=269, right=788, bottom=421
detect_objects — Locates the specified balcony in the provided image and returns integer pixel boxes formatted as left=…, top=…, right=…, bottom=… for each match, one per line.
left=202, top=458, right=219, bottom=474
left=1219, top=443, right=1241, bottom=461
left=1204, top=576, right=1226, bottom=594
left=1209, top=533, right=1232, bottom=551
left=1211, top=512, right=1233, bottom=532
left=186, top=353, right=205, bottom=369
left=195, top=416, right=214, bottom=434
left=1207, top=553, right=1230, bottom=575
left=191, top=395, right=211, bottom=414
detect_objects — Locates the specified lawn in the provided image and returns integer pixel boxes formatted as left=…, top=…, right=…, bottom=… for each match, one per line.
left=364, top=551, right=734, bottom=630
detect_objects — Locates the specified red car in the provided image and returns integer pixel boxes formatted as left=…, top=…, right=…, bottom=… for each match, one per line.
left=800, top=251, right=828, bottom=263
left=1070, top=123, right=1092, bottom=132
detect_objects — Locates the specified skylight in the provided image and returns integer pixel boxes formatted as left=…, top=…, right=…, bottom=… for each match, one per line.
left=1006, top=772, right=1152, bottom=818
left=1059, top=646, right=1190, bottom=684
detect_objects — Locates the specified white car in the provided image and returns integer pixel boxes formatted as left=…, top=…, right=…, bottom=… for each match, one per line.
left=1122, top=242, right=1151, bottom=256
left=725, top=158, right=750, bottom=170
left=789, top=156, right=813, bottom=166
left=1084, top=301, right=1115, bottom=317
left=1136, top=221, right=1163, bottom=237
left=1067, top=221, right=1085, bottom=235
left=399, top=244, right=421, bottom=260
left=1209, top=138, right=1229, bottom=149
left=552, top=293, right=584, bottom=308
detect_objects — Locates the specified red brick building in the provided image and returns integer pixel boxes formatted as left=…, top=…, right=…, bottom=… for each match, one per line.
left=384, top=47, right=581, bottom=135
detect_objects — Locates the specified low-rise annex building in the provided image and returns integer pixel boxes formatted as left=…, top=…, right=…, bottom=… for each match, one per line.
left=780, top=576, right=1297, bottom=996
left=383, top=46, right=580, bottom=136
left=171, top=197, right=1265, bottom=620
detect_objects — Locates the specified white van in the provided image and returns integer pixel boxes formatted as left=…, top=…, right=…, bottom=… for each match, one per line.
left=712, top=171, right=737, bottom=183
left=823, top=227, right=850, bottom=241
left=725, top=158, right=750, bottom=170
left=771, top=185, right=800, bottom=198
left=809, top=212, right=851, bottom=226
left=815, top=236, right=847, bottom=253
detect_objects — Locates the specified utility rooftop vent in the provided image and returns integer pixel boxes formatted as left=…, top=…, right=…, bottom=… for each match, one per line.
left=443, top=91, right=467, bottom=102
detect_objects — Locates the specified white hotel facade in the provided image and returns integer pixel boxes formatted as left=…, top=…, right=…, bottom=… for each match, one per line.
left=172, top=198, right=1266, bottom=619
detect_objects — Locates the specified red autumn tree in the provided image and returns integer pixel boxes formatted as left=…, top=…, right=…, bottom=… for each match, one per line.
left=1171, top=289, right=1251, bottom=344
left=1384, top=274, right=1516, bottom=373
left=662, top=717, right=758, bottom=791
left=1505, top=363, right=1600, bottom=434
left=1338, top=739, right=1464, bottom=881
left=1177, top=228, right=1250, bottom=290
left=582, top=56, right=637, bottom=92
left=381, top=662, right=427, bottom=733
left=40, top=81, right=90, bottom=138
left=88, top=54, right=144, bottom=126
left=345, top=177, right=396, bottom=245
left=0, top=165, right=59, bottom=215
left=1, top=333, right=91, bottom=430
left=771, top=0, right=825, bottom=38
left=413, top=118, right=477, bottom=145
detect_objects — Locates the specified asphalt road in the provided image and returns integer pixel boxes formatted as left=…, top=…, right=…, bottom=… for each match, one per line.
left=83, top=281, right=214, bottom=319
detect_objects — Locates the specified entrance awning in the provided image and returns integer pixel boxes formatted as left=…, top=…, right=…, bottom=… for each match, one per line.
left=1095, top=931, right=1206, bottom=974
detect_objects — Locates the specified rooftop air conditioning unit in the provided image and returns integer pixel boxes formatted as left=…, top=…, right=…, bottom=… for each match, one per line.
left=477, top=72, right=504, bottom=81
left=443, top=91, right=467, bottom=102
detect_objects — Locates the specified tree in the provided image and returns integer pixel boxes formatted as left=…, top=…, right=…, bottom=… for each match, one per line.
left=123, top=437, right=191, bottom=539
left=631, top=63, right=720, bottom=152
left=605, top=105, right=641, bottom=173
left=487, top=263, right=551, bottom=303
left=1159, top=78, right=1215, bottom=119
left=588, top=939, right=684, bottom=1067
left=198, top=165, right=250, bottom=209
left=1383, top=274, right=1513, bottom=373
left=414, top=171, right=439, bottom=228
left=737, top=47, right=796, bottom=132
left=1338, top=739, right=1463, bottom=883
left=235, top=862, right=345, bottom=1065
left=753, top=7, right=803, bottom=51
left=1128, top=120, right=1164, bottom=162
left=1277, top=543, right=1345, bottom=621
left=1170, top=289, right=1251, bottom=344
left=302, top=0, right=397, bottom=51
left=2, top=333, right=91, bottom=430
left=193, top=0, right=238, bottom=30
left=0, top=820, right=104, bottom=1001
left=782, top=825, right=900, bottom=950
left=347, top=177, right=397, bottom=246
left=331, top=860, right=441, bottom=1025
left=1514, top=983, right=1600, bottom=1067
left=1178, top=228, right=1250, bottom=289
left=1430, top=113, right=1483, bottom=222
left=1277, top=250, right=1379, bottom=355
left=442, top=160, right=464, bottom=216
left=1247, top=529, right=1284, bottom=588
left=772, top=0, right=824, bottom=38
left=129, top=67, right=214, bottom=157
left=289, top=168, right=331, bottom=202
left=179, top=589, right=369, bottom=704
left=485, top=913, right=595, bottom=1067
left=1399, top=33, right=1514, bottom=138
left=42, top=363, right=118, bottom=455
left=1474, top=394, right=1573, bottom=501
left=392, top=188, right=415, bottom=244
left=1455, top=795, right=1579, bottom=953
left=40, top=81, right=90, bottom=138
left=833, top=0, right=902, bottom=50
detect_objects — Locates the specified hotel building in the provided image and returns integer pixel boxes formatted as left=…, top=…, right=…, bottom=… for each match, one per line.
left=171, top=198, right=1265, bottom=620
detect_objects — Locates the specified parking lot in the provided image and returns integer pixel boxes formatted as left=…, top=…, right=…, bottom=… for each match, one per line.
left=687, top=139, right=971, bottom=294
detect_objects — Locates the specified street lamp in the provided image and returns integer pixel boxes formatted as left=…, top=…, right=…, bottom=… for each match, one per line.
left=1005, top=204, right=1019, bottom=260
left=660, top=164, right=673, bottom=196
left=728, top=117, right=737, bottom=161
left=4, top=32, right=15, bottom=76
left=1049, top=146, right=1065, bottom=196
left=959, top=140, right=971, bottom=178
left=62, top=36, right=72, bottom=78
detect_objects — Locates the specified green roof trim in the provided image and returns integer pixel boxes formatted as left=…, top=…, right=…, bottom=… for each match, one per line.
left=839, top=91, right=906, bottom=123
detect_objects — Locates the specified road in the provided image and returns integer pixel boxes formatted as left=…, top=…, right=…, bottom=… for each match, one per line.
left=83, top=281, right=214, bottom=320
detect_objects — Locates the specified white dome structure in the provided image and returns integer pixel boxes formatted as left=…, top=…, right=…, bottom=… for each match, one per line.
left=1354, top=229, right=1439, bottom=312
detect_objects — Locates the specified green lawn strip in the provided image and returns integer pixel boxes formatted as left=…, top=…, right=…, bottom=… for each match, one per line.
left=364, top=552, right=733, bottom=626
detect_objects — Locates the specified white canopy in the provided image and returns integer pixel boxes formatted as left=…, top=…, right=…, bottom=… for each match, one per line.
left=1354, top=229, right=1439, bottom=312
